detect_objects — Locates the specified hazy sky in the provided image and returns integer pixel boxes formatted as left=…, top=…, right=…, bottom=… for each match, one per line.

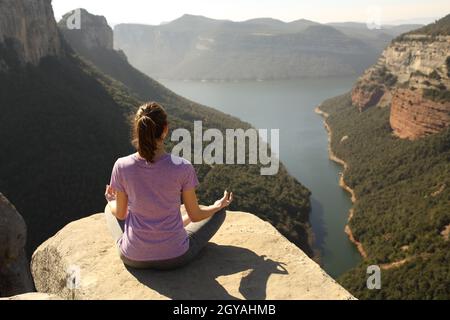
left=52, top=0, right=449, bottom=26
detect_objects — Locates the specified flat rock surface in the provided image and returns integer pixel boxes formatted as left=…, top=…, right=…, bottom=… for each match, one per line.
left=31, top=212, right=354, bottom=300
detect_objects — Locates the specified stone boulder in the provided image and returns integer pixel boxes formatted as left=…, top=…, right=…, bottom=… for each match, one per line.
left=0, top=193, right=34, bottom=297
left=31, top=211, right=354, bottom=300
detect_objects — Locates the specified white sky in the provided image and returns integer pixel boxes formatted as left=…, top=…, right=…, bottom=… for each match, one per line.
left=52, top=0, right=449, bottom=26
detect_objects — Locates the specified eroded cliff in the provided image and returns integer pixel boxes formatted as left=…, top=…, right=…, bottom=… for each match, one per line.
left=0, top=0, right=62, bottom=69
left=390, top=88, right=450, bottom=139
left=351, top=34, right=450, bottom=140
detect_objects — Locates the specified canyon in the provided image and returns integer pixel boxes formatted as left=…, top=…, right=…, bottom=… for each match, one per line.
left=0, top=0, right=448, bottom=301
left=56, top=8, right=314, bottom=254
left=0, top=0, right=313, bottom=259
left=320, top=15, right=450, bottom=299
left=0, top=0, right=323, bottom=299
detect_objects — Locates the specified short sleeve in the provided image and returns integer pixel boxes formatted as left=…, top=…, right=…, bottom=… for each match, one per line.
left=110, top=160, right=126, bottom=193
left=181, top=164, right=199, bottom=192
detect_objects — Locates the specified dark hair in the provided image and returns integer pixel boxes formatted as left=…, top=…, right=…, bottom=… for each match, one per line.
left=132, top=102, right=168, bottom=163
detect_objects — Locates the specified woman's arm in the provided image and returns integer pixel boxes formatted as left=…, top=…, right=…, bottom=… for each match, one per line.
left=105, top=185, right=129, bottom=220
left=182, top=189, right=233, bottom=223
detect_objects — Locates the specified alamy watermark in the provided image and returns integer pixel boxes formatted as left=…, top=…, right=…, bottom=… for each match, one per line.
left=170, top=121, right=280, bottom=176
left=66, top=9, right=82, bottom=30
left=66, top=265, right=81, bottom=300
left=367, top=265, right=381, bottom=290
left=366, top=6, right=382, bottom=30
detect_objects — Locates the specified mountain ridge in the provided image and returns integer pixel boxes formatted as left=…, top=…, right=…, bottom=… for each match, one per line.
left=114, top=15, right=420, bottom=81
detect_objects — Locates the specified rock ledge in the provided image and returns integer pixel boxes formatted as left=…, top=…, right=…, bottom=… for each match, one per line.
left=31, top=212, right=354, bottom=300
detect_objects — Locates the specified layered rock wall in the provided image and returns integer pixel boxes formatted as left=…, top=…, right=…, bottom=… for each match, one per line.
left=351, top=35, right=450, bottom=139
left=390, top=88, right=450, bottom=139
left=0, top=0, right=62, bottom=69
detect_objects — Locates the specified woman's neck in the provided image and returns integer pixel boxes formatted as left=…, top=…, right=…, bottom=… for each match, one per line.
left=153, top=146, right=167, bottom=160
left=136, top=145, right=167, bottom=162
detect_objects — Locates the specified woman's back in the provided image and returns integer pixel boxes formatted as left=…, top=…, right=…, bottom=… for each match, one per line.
left=110, top=153, right=199, bottom=261
left=105, top=102, right=231, bottom=270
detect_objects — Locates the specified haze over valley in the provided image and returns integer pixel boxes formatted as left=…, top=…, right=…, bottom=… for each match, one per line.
left=114, top=15, right=421, bottom=80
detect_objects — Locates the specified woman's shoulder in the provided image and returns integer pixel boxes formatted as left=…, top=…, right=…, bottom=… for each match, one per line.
left=114, top=154, right=139, bottom=168
left=167, top=154, right=194, bottom=168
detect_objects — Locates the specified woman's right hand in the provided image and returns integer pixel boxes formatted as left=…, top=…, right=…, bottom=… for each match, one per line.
left=105, top=185, right=117, bottom=203
left=214, top=190, right=234, bottom=210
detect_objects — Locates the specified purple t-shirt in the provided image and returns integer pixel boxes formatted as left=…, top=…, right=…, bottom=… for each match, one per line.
left=109, top=153, right=199, bottom=261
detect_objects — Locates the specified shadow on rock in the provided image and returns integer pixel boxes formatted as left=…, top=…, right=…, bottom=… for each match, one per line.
left=127, top=243, right=288, bottom=300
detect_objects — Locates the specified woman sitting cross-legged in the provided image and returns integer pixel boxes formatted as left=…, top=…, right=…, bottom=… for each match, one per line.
left=104, top=102, right=233, bottom=270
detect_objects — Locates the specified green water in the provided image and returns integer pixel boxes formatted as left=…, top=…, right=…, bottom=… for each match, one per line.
left=161, top=77, right=362, bottom=278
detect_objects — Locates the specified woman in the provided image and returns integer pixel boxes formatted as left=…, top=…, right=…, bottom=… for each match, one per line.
left=104, top=102, right=233, bottom=270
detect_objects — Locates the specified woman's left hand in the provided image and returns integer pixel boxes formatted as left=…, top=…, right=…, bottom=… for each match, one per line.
left=214, top=190, right=234, bottom=210
left=105, top=185, right=117, bottom=202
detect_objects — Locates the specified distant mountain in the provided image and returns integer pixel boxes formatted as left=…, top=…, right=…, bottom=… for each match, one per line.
left=386, top=16, right=440, bottom=26
left=327, top=22, right=422, bottom=36
left=114, top=15, right=418, bottom=81
left=326, top=22, right=422, bottom=56
left=0, top=2, right=313, bottom=258
left=288, top=18, right=320, bottom=30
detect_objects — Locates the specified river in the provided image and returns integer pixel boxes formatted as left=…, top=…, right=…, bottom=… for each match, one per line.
left=161, top=77, right=361, bottom=278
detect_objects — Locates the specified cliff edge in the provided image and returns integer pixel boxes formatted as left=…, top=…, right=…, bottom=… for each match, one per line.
left=30, top=212, right=353, bottom=300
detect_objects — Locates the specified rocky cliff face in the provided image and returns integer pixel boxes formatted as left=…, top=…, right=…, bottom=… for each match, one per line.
left=351, top=35, right=450, bottom=139
left=30, top=210, right=354, bottom=300
left=390, top=88, right=450, bottom=139
left=59, top=9, right=113, bottom=51
left=0, top=194, right=34, bottom=297
left=0, top=0, right=62, bottom=69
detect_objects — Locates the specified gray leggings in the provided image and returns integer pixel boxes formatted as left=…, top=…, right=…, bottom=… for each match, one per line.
left=104, top=207, right=226, bottom=270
